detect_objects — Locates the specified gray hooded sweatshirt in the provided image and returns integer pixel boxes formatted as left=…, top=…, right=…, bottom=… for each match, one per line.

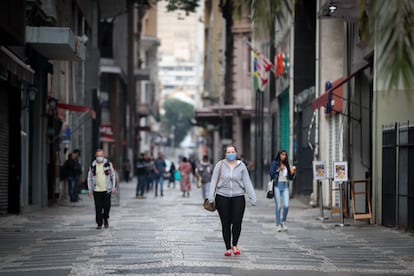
left=208, top=160, right=256, bottom=205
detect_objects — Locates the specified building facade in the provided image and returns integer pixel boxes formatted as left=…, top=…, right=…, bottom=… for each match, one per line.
left=0, top=0, right=99, bottom=214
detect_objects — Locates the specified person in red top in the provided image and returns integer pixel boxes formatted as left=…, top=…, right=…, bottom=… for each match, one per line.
left=178, top=157, right=193, bottom=197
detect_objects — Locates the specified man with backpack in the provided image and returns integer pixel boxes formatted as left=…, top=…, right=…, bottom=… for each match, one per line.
left=87, top=149, right=116, bottom=229
left=195, top=155, right=213, bottom=201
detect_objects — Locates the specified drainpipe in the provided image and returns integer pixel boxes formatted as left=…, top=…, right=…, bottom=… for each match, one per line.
left=310, top=0, right=321, bottom=207
left=127, top=0, right=137, bottom=164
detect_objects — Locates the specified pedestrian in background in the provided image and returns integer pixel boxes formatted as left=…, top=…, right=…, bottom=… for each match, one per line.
left=207, top=145, right=256, bottom=256
left=178, top=157, right=192, bottom=197
left=268, top=149, right=296, bottom=232
left=63, top=152, right=81, bottom=202
left=153, top=152, right=166, bottom=197
left=72, top=149, right=82, bottom=201
left=135, top=153, right=148, bottom=199
left=87, top=149, right=116, bottom=229
left=123, top=159, right=131, bottom=182
left=168, top=161, right=176, bottom=188
left=195, top=155, right=213, bottom=201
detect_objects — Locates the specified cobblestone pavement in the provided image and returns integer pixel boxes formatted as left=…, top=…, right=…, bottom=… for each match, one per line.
left=0, top=179, right=413, bottom=276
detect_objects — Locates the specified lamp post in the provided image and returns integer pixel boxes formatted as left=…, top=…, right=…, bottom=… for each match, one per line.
left=21, top=86, right=38, bottom=110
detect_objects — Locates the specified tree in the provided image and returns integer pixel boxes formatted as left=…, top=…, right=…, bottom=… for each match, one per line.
left=164, top=0, right=199, bottom=14
left=366, top=0, right=414, bottom=90
left=161, top=98, right=195, bottom=146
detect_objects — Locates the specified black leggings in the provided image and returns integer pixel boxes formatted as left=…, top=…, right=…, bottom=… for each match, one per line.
left=215, top=194, right=246, bottom=250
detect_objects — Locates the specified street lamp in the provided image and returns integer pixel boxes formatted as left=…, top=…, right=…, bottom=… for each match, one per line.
left=21, top=86, right=38, bottom=110
left=47, top=96, right=58, bottom=115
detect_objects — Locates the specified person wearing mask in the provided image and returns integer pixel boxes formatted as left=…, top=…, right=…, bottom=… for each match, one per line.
left=195, top=155, right=213, bottom=201
left=207, top=145, right=256, bottom=257
left=268, top=149, right=296, bottom=232
left=87, top=149, right=116, bottom=229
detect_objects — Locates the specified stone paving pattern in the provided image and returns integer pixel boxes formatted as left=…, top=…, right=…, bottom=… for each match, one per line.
left=0, top=180, right=413, bottom=275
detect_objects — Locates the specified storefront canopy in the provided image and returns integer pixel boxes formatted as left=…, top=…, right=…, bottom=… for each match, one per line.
left=312, top=63, right=370, bottom=112
left=0, top=46, right=35, bottom=84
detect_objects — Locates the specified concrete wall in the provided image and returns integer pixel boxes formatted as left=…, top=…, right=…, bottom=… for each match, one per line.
left=319, top=17, right=345, bottom=207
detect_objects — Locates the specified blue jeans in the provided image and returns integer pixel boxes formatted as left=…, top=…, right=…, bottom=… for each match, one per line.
left=68, top=176, right=76, bottom=202
left=154, top=174, right=164, bottom=195
left=273, top=181, right=289, bottom=225
left=201, top=181, right=210, bottom=200
left=136, top=175, right=147, bottom=196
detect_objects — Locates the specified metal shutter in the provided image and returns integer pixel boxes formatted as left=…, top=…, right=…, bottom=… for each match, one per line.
left=0, top=87, right=9, bottom=214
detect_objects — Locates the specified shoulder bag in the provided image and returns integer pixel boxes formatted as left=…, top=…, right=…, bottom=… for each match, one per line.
left=266, top=179, right=274, bottom=199
left=203, top=161, right=223, bottom=212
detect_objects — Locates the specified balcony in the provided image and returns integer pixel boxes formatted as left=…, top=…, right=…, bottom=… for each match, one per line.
left=26, top=26, right=86, bottom=61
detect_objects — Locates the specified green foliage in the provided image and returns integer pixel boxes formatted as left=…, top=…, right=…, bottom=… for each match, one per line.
left=161, top=98, right=195, bottom=146
left=370, top=0, right=414, bottom=90
left=228, top=0, right=293, bottom=37
left=164, top=0, right=200, bottom=15
left=129, top=0, right=199, bottom=14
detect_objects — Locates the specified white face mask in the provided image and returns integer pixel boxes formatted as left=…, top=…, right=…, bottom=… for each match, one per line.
left=96, top=157, right=104, bottom=163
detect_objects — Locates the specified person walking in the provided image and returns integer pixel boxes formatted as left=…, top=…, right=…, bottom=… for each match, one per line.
left=178, top=157, right=192, bottom=197
left=268, top=149, right=296, bottom=232
left=195, top=155, right=213, bottom=201
left=207, top=145, right=256, bottom=256
left=153, top=152, right=166, bottom=197
left=72, top=149, right=82, bottom=201
left=168, top=161, right=176, bottom=188
left=135, top=153, right=148, bottom=199
left=87, top=149, right=116, bottom=229
left=63, top=152, right=81, bottom=202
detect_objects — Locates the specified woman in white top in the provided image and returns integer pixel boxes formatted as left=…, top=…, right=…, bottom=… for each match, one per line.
left=268, top=149, right=296, bottom=232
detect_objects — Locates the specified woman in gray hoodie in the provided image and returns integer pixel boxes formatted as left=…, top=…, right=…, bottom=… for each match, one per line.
left=208, top=145, right=256, bottom=256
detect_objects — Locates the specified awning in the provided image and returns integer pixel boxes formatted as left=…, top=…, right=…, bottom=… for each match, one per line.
left=312, top=63, right=370, bottom=111
left=0, top=46, right=35, bottom=84
left=57, top=102, right=96, bottom=119
left=25, top=26, right=86, bottom=61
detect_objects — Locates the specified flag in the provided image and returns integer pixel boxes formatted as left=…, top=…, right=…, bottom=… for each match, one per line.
left=275, top=53, right=284, bottom=76
left=253, top=51, right=272, bottom=92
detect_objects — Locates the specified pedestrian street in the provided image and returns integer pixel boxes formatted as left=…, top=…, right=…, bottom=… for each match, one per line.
left=0, top=179, right=413, bottom=275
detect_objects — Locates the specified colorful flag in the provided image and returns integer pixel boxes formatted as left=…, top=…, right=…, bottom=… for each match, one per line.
left=253, top=51, right=272, bottom=92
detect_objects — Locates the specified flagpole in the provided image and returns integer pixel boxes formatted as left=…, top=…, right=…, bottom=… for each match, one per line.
left=246, top=36, right=269, bottom=190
